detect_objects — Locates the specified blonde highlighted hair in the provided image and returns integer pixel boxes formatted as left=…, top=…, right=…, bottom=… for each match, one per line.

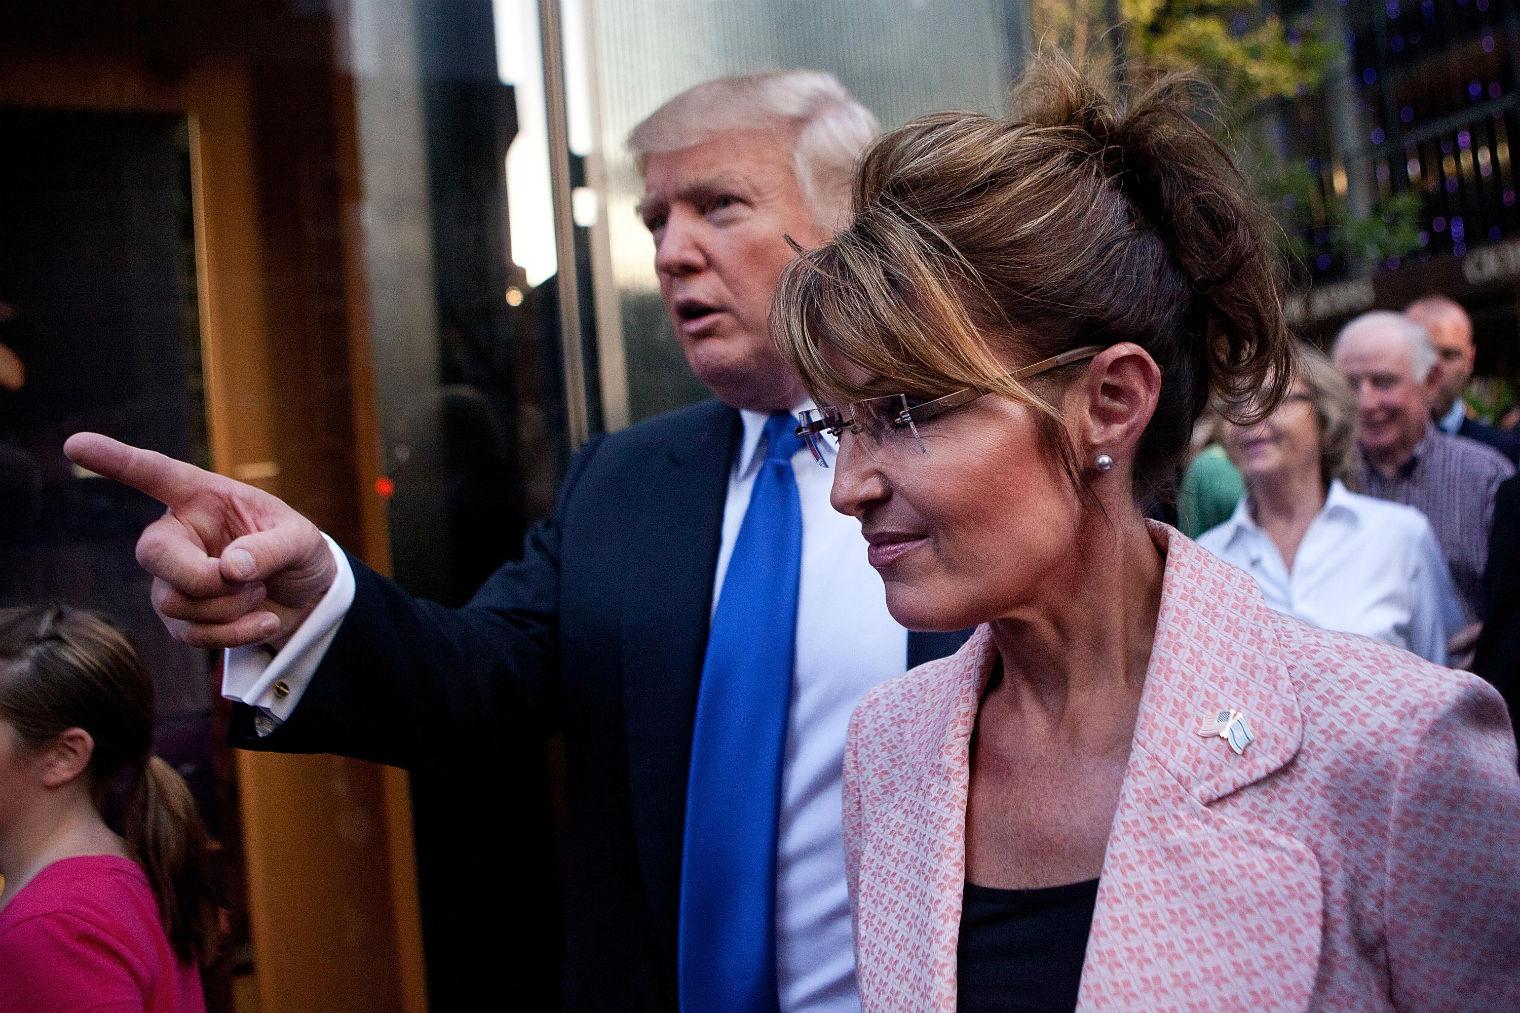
left=773, top=52, right=1293, bottom=508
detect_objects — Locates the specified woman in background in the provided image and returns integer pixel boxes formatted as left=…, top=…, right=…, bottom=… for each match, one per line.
left=0, top=606, right=216, bottom=1013
left=1199, top=342, right=1461, bottom=664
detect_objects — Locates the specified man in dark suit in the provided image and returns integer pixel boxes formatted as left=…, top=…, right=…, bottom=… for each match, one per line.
left=1406, top=294, right=1520, bottom=464
left=66, top=71, right=966, bottom=1013
left=1476, top=474, right=1520, bottom=739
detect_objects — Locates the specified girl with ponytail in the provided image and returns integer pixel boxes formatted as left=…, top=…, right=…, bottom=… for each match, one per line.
left=0, top=606, right=216, bottom=1013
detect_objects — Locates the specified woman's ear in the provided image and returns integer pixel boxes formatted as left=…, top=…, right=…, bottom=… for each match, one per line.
left=1074, top=342, right=1162, bottom=457
left=39, top=728, right=95, bottom=789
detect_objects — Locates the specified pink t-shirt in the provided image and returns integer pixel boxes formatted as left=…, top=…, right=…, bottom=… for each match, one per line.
left=0, top=854, right=205, bottom=1013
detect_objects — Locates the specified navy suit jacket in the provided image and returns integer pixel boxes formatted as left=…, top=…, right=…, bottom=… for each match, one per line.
left=231, top=399, right=967, bottom=1011
left=1476, top=474, right=1520, bottom=740
left=1458, top=414, right=1520, bottom=465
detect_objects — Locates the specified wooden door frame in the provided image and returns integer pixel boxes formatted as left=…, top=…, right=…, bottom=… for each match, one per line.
left=0, top=50, right=426, bottom=1013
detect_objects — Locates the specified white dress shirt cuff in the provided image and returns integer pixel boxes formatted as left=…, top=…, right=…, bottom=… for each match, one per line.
left=221, top=533, right=355, bottom=736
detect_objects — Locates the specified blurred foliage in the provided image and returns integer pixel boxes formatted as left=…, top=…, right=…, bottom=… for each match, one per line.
left=1030, top=0, right=1424, bottom=273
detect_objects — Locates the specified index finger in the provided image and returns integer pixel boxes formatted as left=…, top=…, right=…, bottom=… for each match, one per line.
left=64, top=432, right=217, bottom=509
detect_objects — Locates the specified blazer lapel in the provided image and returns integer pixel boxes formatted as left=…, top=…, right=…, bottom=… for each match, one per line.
left=853, top=627, right=998, bottom=1013
left=1076, top=529, right=1322, bottom=1012
left=619, top=401, right=740, bottom=943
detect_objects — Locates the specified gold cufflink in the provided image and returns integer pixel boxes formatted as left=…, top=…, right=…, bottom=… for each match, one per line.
left=273, top=679, right=291, bottom=700
left=1198, top=707, right=1254, bottom=755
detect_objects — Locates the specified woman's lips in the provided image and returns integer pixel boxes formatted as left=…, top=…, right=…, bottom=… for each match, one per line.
left=865, top=532, right=928, bottom=568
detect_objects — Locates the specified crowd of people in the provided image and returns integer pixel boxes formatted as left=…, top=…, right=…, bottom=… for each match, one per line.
left=2, top=50, right=1519, bottom=1013
left=1184, top=302, right=1517, bottom=690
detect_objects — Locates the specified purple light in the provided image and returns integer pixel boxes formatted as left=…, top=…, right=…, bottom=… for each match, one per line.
left=1491, top=226, right=1503, bottom=241
left=1307, top=157, right=1321, bottom=173
left=1470, top=80, right=1484, bottom=99
left=1477, top=0, right=1489, bottom=10
left=1446, top=177, right=1460, bottom=192
left=1506, top=190, right=1518, bottom=206
left=1433, top=216, right=1447, bottom=232
left=1454, top=241, right=1468, bottom=255
left=1421, top=0, right=1435, bottom=15
left=1451, top=217, right=1466, bottom=239
left=1401, top=105, right=1415, bottom=123
left=1386, top=0, right=1400, bottom=17
left=1315, top=253, right=1333, bottom=270
left=1391, top=35, right=1405, bottom=52
left=1377, top=162, right=1392, bottom=182
left=1372, top=127, right=1387, bottom=144
left=1483, top=34, right=1496, bottom=53
left=1418, top=231, right=1431, bottom=246
left=1386, top=256, right=1403, bottom=269
left=1491, top=82, right=1504, bottom=99
left=1364, top=68, right=1378, bottom=86
left=1459, top=130, right=1472, bottom=149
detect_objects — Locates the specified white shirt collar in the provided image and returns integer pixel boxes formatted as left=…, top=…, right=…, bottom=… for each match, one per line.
left=1215, top=478, right=1359, bottom=552
left=1437, top=398, right=1467, bottom=435
left=736, top=400, right=831, bottom=475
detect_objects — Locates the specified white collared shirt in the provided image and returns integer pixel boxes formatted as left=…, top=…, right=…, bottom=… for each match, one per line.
left=224, top=405, right=907, bottom=1013
left=1196, top=480, right=1462, bottom=664
left=1438, top=398, right=1467, bottom=436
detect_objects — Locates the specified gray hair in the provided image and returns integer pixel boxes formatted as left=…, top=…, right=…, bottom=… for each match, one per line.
left=1331, top=309, right=1438, bottom=382
left=627, top=70, right=879, bottom=231
left=1292, top=342, right=1359, bottom=489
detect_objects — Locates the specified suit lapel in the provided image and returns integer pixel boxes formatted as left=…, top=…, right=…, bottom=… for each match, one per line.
left=1076, top=529, right=1322, bottom=1011
left=619, top=401, right=740, bottom=944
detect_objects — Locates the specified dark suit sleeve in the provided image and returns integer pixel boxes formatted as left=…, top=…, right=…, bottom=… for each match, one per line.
left=230, top=432, right=608, bottom=770
left=1475, top=475, right=1520, bottom=737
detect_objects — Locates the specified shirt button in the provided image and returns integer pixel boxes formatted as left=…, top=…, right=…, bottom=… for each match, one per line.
left=272, top=679, right=291, bottom=700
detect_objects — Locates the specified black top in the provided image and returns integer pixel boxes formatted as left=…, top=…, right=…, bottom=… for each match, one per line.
left=957, top=877, right=1100, bottom=1013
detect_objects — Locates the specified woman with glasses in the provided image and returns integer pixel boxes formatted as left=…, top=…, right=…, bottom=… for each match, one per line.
left=1199, top=343, right=1460, bottom=664
left=775, top=54, right=1520, bottom=1013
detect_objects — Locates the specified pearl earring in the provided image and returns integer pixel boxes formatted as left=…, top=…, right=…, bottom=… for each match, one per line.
left=1095, top=453, right=1114, bottom=473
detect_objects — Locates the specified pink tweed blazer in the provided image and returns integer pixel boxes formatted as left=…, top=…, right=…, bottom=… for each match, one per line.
left=843, top=525, right=1520, bottom=1012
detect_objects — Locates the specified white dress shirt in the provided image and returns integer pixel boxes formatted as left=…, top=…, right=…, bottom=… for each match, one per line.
left=1196, top=481, right=1462, bottom=664
left=1438, top=398, right=1467, bottom=435
left=223, top=405, right=907, bottom=1013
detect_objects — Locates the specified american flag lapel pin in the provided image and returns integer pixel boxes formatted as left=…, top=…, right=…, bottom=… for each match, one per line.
left=1198, top=707, right=1254, bottom=756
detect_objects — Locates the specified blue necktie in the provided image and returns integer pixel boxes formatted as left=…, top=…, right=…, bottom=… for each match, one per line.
left=678, top=412, right=804, bottom=1013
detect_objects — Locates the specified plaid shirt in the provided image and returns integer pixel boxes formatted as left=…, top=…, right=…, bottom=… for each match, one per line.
left=1356, top=425, right=1515, bottom=625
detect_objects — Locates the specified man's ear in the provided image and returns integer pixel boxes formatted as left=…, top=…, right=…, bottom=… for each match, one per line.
left=39, top=728, right=95, bottom=789
left=1074, top=342, right=1162, bottom=459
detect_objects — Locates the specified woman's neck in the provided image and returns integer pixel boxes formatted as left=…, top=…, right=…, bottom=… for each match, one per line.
left=1248, top=469, right=1328, bottom=573
left=986, top=512, right=1163, bottom=736
left=0, top=796, right=125, bottom=911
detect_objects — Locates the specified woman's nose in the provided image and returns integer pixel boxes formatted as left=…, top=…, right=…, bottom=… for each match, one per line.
left=829, top=436, right=889, bottom=518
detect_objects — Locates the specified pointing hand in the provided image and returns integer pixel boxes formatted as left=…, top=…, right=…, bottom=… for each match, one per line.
left=63, top=433, right=338, bottom=649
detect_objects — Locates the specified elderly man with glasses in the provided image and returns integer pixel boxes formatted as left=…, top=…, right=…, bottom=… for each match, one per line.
left=65, top=72, right=967, bottom=1013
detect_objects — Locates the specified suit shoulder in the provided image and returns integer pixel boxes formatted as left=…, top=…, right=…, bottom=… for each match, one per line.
left=595, top=399, right=735, bottom=457
left=1273, top=612, right=1502, bottom=745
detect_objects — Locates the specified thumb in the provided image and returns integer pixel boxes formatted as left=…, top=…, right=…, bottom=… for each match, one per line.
left=219, top=522, right=324, bottom=586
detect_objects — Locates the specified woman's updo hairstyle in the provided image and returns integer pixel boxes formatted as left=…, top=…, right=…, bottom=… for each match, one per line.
left=775, top=50, right=1293, bottom=508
